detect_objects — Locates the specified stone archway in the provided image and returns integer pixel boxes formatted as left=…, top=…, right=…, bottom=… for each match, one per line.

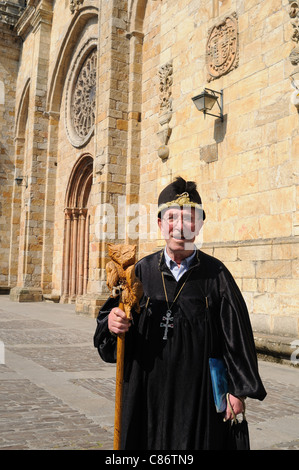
left=61, top=154, right=93, bottom=303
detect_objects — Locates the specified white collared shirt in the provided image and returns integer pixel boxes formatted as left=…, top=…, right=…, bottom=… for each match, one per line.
left=164, top=247, right=196, bottom=281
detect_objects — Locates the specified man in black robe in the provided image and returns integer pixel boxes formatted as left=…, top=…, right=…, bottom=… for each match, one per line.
left=94, top=177, right=266, bottom=450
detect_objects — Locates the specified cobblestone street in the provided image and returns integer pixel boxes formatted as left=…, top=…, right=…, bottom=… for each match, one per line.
left=0, top=297, right=115, bottom=450
left=0, top=296, right=298, bottom=451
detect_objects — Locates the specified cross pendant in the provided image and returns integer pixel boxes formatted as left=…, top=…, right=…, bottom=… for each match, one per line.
left=160, top=309, right=174, bottom=340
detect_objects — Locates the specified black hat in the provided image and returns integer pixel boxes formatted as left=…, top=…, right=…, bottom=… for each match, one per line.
left=158, top=176, right=206, bottom=220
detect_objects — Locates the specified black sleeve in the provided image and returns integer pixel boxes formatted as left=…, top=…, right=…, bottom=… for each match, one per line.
left=219, top=268, right=267, bottom=401
left=93, top=296, right=119, bottom=363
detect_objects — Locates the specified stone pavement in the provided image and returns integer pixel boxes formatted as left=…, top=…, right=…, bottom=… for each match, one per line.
left=0, top=295, right=298, bottom=451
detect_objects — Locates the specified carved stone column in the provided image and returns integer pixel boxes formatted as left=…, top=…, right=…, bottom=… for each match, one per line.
left=61, top=208, right=72, bottom=302
left=157, top=61, right=173, bottom=160
left=70, top=209, right=79, bottom=301
left=77, top=208, right=87, bottom=296
left=83, top=214, right=89, bottom=295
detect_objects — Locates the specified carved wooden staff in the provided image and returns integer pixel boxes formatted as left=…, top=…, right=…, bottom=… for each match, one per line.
left=106, top=243, right=143, bottom=450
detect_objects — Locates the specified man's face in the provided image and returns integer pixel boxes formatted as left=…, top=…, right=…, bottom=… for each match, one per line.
left=158, top=206, right=203, bottom=252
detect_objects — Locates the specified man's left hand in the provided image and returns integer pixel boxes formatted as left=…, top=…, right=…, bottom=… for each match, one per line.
left=224, top=394, right=244, bottom=421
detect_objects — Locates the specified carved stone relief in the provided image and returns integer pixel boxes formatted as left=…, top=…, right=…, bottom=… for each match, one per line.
left=157, top=61, right=173, bottom=159
left=70, top=0, right=84, bottom=14
left=206, top=12, right=239, bottom=82
left=289, top=1, right=299, bottom=68
left=0, top=1, right=25, bottom=26
left=288, top=1, right=299, bottom=109
left=65, top=42, right=97, bottom=148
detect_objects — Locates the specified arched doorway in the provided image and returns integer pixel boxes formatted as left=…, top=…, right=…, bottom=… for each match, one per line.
left=61, top=154, right=93, bottom=303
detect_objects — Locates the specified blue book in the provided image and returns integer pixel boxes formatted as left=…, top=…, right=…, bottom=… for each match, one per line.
left=209, top=358, right=228, bottom=413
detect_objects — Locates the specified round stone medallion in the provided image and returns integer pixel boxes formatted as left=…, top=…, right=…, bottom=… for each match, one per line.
left=65, top=45, right=97, bottom=148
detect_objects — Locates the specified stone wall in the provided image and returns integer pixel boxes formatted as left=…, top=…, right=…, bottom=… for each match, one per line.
left=132, top=0, right=299, bottom=341
left=0, top=2, right=23, bottom=291
left=0, top=0, right=298, bottom=349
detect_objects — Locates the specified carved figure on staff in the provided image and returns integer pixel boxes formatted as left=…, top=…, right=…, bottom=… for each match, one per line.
left=104, top=243, right=143, bottom=449
left=94, top=176, right=266, bottom=450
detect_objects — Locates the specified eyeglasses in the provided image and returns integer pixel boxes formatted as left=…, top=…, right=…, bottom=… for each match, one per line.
left=162, top=213, right=197, bottom=226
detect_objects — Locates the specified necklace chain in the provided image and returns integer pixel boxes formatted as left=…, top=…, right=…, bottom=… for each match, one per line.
left=161, top=269, right=192, bottom=311
left=160, top=265, right=194, bottom=340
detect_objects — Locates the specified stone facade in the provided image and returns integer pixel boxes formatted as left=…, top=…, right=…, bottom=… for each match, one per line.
left=0, top=0, right=299, bottom=356
left=0, top=0, right=25, bottom=293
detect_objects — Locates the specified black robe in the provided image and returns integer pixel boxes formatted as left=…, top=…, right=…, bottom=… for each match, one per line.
left=94, top=249, right=266, bottom=450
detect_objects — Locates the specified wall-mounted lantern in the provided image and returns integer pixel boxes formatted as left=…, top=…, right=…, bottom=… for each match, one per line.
left=192, top=88, right=223, bottom=122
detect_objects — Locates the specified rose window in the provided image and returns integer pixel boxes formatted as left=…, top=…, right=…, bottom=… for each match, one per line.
left=65, top=45, right=97, bottom=148
left=72, top=49, right=97, bottom=139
